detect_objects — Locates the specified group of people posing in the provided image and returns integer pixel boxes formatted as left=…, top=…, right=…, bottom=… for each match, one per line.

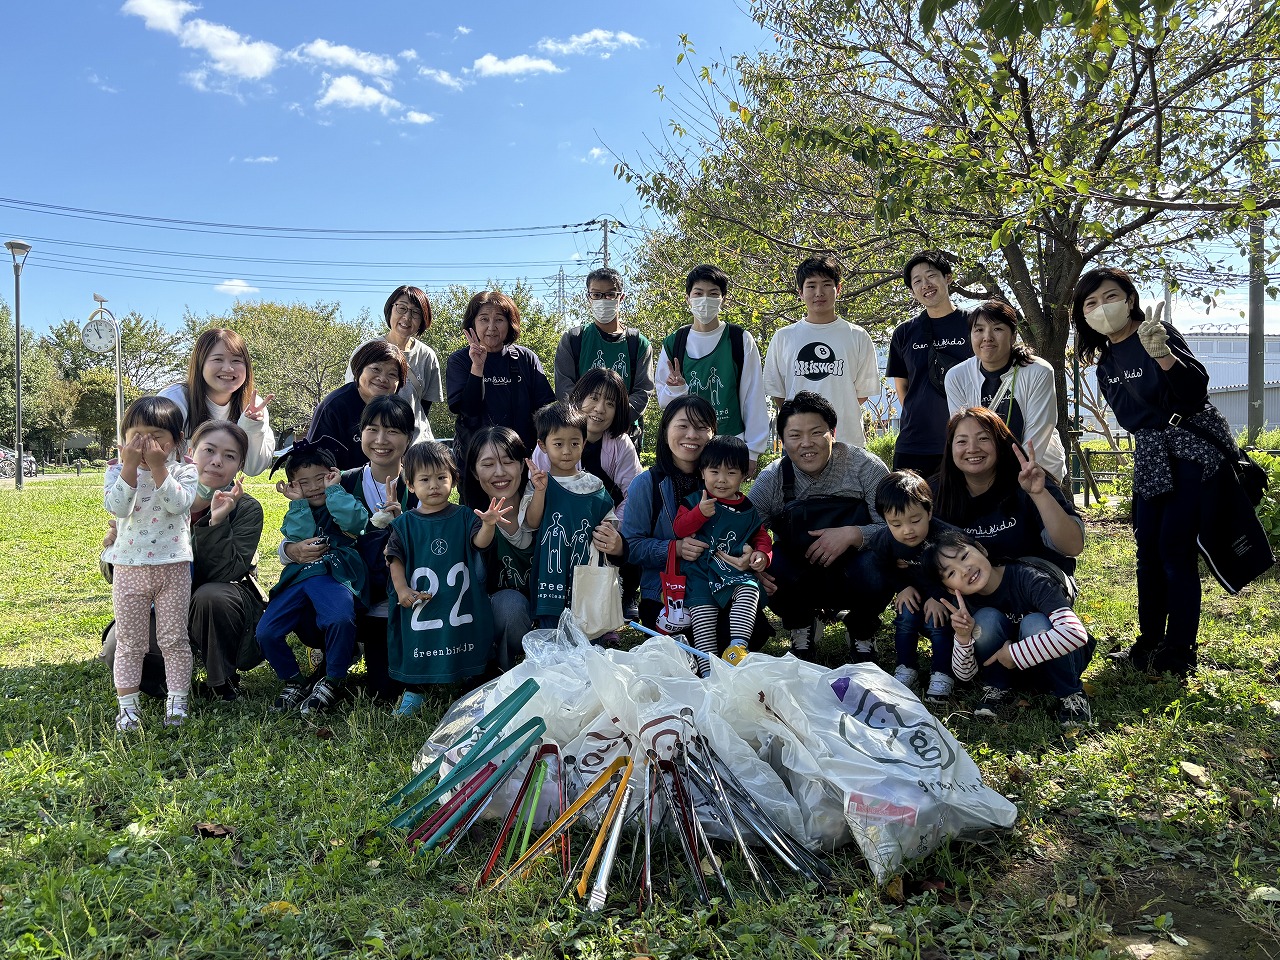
left=98, top=250, right=1231, bottom=735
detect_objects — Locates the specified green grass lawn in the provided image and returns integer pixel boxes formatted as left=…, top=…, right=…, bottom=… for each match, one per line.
left=2, top=476, right=1279, bottom=959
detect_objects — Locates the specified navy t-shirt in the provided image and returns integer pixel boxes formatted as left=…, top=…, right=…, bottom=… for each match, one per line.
left=1096, top=324, right=1209, bottom=432
left=886, top=310, right=973, bottom=456
left=863, top=517, right=958, bottom=593
left=307, top=382, right=369, bottom=471
left=967, top=562, right=1071, bottom=619
left=980, top=363, right=1024, bottom=441
left=937, top=480, right=1079, bottom=576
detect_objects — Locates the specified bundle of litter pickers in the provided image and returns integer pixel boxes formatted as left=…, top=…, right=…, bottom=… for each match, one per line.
left=379, top=613, right=1018, bottom=907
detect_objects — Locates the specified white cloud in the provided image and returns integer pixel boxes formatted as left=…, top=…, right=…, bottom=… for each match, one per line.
left=581, top=147, right=608, bottom=165
left=242, top=155, right=278, bottom=163
left=536, top=29, right=643, bottom=57
left=292, top=39, right=398, bottom=79
left=120, top=0, right=196, bottom=35
left=418, top=66, right=465, bottom=90
left=399, top=49, right=418, bottom=61
left=470, top=53, right=562, bottom=77
left=401, top=111, right=434, bottom=125
left=122, top=2, right=280, bottom=81
left=87, top=72, right=118, bottom=93
left=215, top=279, right=259, bottom=296
left=456, top=25, right=471, bottom=35
left=316, top=75, right=402, bottom=114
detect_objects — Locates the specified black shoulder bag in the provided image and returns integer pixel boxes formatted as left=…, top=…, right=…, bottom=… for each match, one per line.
left=774, top=456, right=871, bottom=559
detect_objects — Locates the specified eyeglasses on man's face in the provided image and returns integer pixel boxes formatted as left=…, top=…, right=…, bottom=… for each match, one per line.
left=586, top=290, right=623, bottom=301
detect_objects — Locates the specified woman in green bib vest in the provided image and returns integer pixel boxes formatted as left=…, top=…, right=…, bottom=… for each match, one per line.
left=462, top=426, right=535, bottom=671
left=385, top=441, right=511, bottom=716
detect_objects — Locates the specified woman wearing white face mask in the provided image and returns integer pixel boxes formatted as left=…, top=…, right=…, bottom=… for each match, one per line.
left=655, top=264, right=770, bottom=475
left=1072, top=266, right=1227, bottom=679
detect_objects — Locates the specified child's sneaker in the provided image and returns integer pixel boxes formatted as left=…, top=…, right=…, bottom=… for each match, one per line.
left=163, top=693, right=190, bottom=727
left=924, top=672, right=955, bottom=704
left=974, top=685, right=1011, bottom=719
left=392, top=691, right=426, bottom=718
left=115, top=705, right=143, bottom=733
left=722, top=643, right=749, bottom=667
left=892, top=665, right=919, bottom=689
left=300, top=677, right=343, bottom=717
left=272, top=679, right=310, bottom=712
left=1057, top=692, right=1093, bottom=728
left=851, top=638, right=877, bottom=663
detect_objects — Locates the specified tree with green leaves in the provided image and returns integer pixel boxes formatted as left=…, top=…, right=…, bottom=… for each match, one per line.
left=41, top=312, right=185, bottom=392
left=624, top=0, right=1280, bottom=442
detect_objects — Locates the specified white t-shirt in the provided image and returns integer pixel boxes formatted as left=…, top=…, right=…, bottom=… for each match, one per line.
left=762, top=318, right=880, bottom=446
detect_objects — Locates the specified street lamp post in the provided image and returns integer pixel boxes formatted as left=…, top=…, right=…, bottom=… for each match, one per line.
left=5, top=240, right=31, bottom=492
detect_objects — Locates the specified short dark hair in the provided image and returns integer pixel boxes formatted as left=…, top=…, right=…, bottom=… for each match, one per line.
left=794, top=255, right=842, bottom=292
left=462, top=291, right=521, bottom=344
left=699, top=435, right=749, bottom=475
left=360, top=395, right=414, bottom=435
left=382, top=285, right=432, bottom=336
left=285, top=444, right=337, bottom=480
left=655, top=395, right=717, bottom=477
left=586, top=267, right=624, bottom=293
left=350, top=340, right=409, bottom=389
left=968, top=300, right=1035, bottom=367
left=685, top=264, right=729, bottom=297
left=902, top=250, right=954, bottom=287
left=875, top=470, right=934, bottom=517
left=919, top=528, right=987, bottom=582
left=402, top=440, right=458, bottom=487
left=776, top=391, right=837, bottom=434
left=461, top=426, right=528, bottom=512
left=121, top=396, right=186, bottom=448
left=1072, top=266, right=1144, bottom=366
left=190, top=419, right=249, bottom=466
left=568, top=367, right=630, bottom=439
left=535, top=400, right=587, bottom=443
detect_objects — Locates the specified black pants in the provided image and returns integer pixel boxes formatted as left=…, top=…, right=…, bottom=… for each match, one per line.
left=1132, top=457, right=1203, bottom=674
left=358, top=613, right=402, bottom=702
left=766, top=546, right=893, bottom=643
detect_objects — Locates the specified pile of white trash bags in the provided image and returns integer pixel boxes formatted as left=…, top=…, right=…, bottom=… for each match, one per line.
left=418, top=612, right=1017, bottom=883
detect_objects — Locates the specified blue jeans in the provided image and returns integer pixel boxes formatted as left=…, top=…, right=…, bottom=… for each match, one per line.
left=971, top=609, right=1095, bottom=698
left=893, top=606, right=954, bottom=675
left=256, top=576, right=357, bottom=681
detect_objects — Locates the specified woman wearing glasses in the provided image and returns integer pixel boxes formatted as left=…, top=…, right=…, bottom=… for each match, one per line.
left=347, top=285, right=443, bottom=441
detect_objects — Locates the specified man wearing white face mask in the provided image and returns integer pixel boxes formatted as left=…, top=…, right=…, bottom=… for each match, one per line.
left=554, top=267, right=656, bottom=450
left=655, top=264, right=770, bottom=475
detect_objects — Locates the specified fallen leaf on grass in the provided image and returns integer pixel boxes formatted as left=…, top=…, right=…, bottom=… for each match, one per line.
left=1179, top=761, right=1210, bottom=788
left=884, top=876, right=905, bottom=902
left=1248, top=885, right=1280, bottom=902
left=193, top=822, right=236, bottom=839
left=313, top=727, right=334, bottom=740
left=1082, top=681, right=1097, bottom=696
left=1006, top=764, right=1030, bottom=784
left=1039, top=927, right=1080, bottom=941
left=1228, top=787, right=1256, bottom=818
left=868, top=923, right=894, bottom=936
left=261, top=901, right=300, bottom=917
left=1052, top=892, right=1077, bottom=908
left=1124, top=946, right=1156, bottom=960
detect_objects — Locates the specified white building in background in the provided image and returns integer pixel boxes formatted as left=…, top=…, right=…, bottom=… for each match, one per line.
left=1180, top=330, right=1280, bottom=436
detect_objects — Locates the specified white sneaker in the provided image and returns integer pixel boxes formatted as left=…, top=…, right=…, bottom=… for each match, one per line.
left=924, top=673, right=955, bottom=703
left=164, top=694, right=190, bottom=727
left=115, top=705, right=143, bottom=732
left=893, top=665, right=919, bottom=689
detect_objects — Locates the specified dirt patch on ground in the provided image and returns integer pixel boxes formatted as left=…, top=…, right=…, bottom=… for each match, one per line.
left=1105, top=867, right=1279, bottom=959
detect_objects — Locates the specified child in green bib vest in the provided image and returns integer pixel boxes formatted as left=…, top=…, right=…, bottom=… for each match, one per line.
left=521, top=402, right=625, bottom=629
left=671, top=436, right=773, bottom=675
left=384, top=441, right=511, bottom=716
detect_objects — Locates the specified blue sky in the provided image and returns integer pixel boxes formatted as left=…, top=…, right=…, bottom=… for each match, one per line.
left=0, top=1, right=1273, bottom=338
left=0, top=0, right=768, bottom=334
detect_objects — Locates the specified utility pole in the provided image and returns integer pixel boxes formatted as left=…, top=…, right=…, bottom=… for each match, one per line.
left=555, top=266, right=567, bottom=326
left=601, top=218, right=611, bottom=268
left=1248, top=0, right=1265, bottom=444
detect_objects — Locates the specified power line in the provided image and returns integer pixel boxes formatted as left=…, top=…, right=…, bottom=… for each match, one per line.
left=0, top=197, right=598, bottom=239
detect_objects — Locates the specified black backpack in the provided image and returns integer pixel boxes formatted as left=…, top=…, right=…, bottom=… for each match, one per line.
left=668, top=323, right=746, bottom=381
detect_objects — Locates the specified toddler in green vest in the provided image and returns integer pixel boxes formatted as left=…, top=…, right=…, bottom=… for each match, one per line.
left=521, top=401, right=620, bottom=629
left=672, top=435, right=773, bottom=675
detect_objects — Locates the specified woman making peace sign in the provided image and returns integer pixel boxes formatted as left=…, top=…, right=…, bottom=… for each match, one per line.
left=927, top=529, right=1095, bottom=729
left=933, top=407, right=1084, bottom=579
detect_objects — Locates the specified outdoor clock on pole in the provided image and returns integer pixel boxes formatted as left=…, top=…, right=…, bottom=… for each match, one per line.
left=81, top=295, right=125, bottom=448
